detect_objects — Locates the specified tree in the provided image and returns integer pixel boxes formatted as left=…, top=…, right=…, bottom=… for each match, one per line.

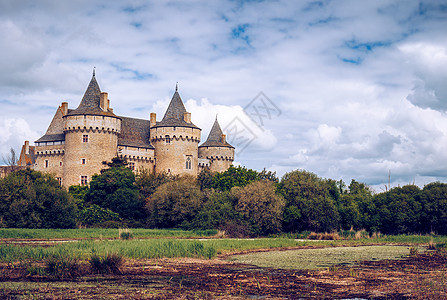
left=232, top=180, right=285, bottom=235
left=211, top=166, right=261, bottom=191
left=279, top=170, right=339, bottom=232
left=135, top=168, right=175, bottom=198
left=145, top=176, right=204, bottom=228
left=85, top=157, right=144, bottom=221
left=2, top=148, right=19, bottom=174
left=0, top=168, right=77, bottom=228
left=419, top=182, right=447, bottom=234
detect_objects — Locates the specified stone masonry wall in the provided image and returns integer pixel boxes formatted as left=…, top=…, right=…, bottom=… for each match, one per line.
left=150, top=126, right=201, bottom=176
left=198, top=146, right=234, bottom=173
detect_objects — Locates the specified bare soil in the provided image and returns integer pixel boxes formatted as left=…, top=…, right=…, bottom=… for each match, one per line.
left=0, top=250, right=446, bottom=299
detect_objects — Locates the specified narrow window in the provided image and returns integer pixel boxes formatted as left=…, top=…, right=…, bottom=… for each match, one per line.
left=83, top=135, right=88, bottom=143
left=56, top=177, right=62, bottom=186
left=60, top=161, right=63, bottom=166
left=81, top=158, right=86, bottom=165
left=165, top=135, right=170, bottom=144
left=45, top=160, right=49, bottom=168
left=129, top=162, right=135, bottom=171
left=186, top=156, right=192, bottom=170
left=81, top=176, right=88, bottom=186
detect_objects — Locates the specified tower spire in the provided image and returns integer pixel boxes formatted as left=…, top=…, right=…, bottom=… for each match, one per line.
left=93, top=67, right=96, bottom=77
left=175, top=82, right=178, bottom=92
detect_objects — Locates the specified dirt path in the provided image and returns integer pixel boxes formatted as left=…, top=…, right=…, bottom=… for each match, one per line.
left=1, top=251, right=446, bottom=299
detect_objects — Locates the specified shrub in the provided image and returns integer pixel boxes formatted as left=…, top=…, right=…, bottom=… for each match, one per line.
left=119, top=228, right=132, bottom=240
left=89, top=253, right=123, bottom=274
left=45, top=256, right=80, bottom=278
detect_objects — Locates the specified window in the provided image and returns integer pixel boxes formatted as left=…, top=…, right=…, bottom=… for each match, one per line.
left=45, top=160, right=49, bottom=168
left=81, top=158, right=86, bottom=165
left=60, top=161, right=63, bottom=166
left=56, top=177, right=62, bottom=186
left=185, top=156, right=192, bottom=169
left=81, top=176, right=88, bottom=186
left=83, top=135, right=88, bottom=143
left=165, top=135, right=170, bottom=144
left=129, top=162, right=135, bottom=171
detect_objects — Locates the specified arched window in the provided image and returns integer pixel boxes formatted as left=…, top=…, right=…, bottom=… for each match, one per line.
left=185, top=156, right=192, bottom=169
left=165, top=135, right=170, bottom=144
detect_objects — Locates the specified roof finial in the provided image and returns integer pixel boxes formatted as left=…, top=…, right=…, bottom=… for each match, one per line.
left=175, top=82, right=178, bottom=92
left=93, top=67, right=96, bottom=77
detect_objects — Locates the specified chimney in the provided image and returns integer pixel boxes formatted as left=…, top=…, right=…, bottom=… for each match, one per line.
left=25, top=141, right=30, bottom=155
left=100, top=92, right=109, bottom=111
left=150, top=113, right=156, bottom=127
left=61, top=102, right=68, bottom=115
left=221, top=134, right=226, bottom=144
left=183, top=112, right=191, bottom=123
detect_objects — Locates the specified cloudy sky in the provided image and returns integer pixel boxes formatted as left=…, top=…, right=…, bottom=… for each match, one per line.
left=1, top=0, right=447, bottom=190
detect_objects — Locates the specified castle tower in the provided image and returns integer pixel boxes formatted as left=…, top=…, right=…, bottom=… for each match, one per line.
left=150, top=86, right=201, bottom=175
left=62, top=71, right=121, bottom=187
left=198, top=117, right=234, bottom=173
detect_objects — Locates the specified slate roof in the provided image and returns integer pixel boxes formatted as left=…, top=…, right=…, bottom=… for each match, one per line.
left=152, top=88, right=200, bottom=129
left=67, top=73, right=118, bottom=117
left=199, top=117, right=234, bottom=148
left=118, top=116, right=154, bottom=149
left=35, top=133, right=65, bottom=143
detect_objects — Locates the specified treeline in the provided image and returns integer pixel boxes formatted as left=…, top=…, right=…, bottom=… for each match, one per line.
left=0, top=158, right=446, bottom=236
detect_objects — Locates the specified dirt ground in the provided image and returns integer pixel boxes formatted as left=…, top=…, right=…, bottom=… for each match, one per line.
left=1, top=250, right=446, bottom=299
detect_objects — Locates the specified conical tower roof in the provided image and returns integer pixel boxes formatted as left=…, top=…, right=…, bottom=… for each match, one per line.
left=199, top=117, right=234, bottom=148
left=67, top=70, right=117, bottom=117
left=153, top=85, right=199, bottom=129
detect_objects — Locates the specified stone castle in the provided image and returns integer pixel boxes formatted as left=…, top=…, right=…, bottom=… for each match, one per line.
left=18, top=71, right=234, bottom=187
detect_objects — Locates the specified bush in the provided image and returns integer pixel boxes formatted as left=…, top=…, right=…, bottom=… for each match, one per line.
left=89, top=253, right=123, bottom=274
left=45, top=256, right=80, bottom=278
left=119, top=228, right=132, bottom=240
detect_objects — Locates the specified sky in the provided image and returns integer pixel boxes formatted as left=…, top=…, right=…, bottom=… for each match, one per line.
left=1, top=0, right=447, bottom=191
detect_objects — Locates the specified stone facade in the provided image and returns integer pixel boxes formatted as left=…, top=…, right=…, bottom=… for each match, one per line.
left=19, top=72, right=234, bottom=187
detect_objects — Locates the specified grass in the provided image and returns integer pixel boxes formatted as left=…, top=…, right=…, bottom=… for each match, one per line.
left=0, top=228, right=217, bottom=240
left=228, top=245, right=420, bottom=270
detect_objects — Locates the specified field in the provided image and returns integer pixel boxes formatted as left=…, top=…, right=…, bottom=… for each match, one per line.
left=1, top=229, right=447, bottom=299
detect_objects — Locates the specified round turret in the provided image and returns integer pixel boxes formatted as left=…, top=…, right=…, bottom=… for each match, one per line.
left=62, top=73, right=121, bottom=187
left=198, top=117, right=234, bottom=173
left=150, top=88, right=201, bottom=175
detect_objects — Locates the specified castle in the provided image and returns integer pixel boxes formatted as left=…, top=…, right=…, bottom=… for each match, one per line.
left=18, top=71, right=234, bottom=187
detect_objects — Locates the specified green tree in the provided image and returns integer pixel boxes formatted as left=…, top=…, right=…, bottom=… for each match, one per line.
left=211, top=166, right=260, bottom=191
left=86, top=157, right=144, bottom=221
left=145, top=176, right=204, bottom=228
left=0, top=168, right=77, bottom=228
left=135, top=169, right=175, bottom=198
left=279, top=170, right=339, bottom=232
left=419, top=182, right=447, bottom=234
left=232, top=180, right=285, bottom=235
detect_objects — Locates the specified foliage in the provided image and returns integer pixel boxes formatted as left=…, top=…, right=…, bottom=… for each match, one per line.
left=211, top=165, right=264, bottom=191
left=419, top=182, right=447, bottom=235
left=0, top=168, right=77, bottom=228
left=279, top=170, right=339, bottom=232
left=89, top=253, right=123, bottom=274
left=77, top=204, right=121, bottom=226
left=232, top=181, right=285, bottom=236
left=86, top=157, right=144, bottom=221
left=135, top=168, right=176, bottom=198
left=45, top=256, right=80, bottom=278
left=146, top=176, right=204, bottom=228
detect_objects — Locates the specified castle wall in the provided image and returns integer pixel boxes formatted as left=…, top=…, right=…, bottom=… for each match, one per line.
left=117, top=145, right=155, bottom=173
left=34, top=144, right=65, bottom=184
left=63, top=115, right=121, bottom=187
left=150, top=126, right=201, bottom=176
left=198, top=146, right=234, bottom=173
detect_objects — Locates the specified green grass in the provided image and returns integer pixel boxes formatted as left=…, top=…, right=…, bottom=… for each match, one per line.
left=0, top=228, right=217, bottom=240
left=228, top=245, right=420, bottom=270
